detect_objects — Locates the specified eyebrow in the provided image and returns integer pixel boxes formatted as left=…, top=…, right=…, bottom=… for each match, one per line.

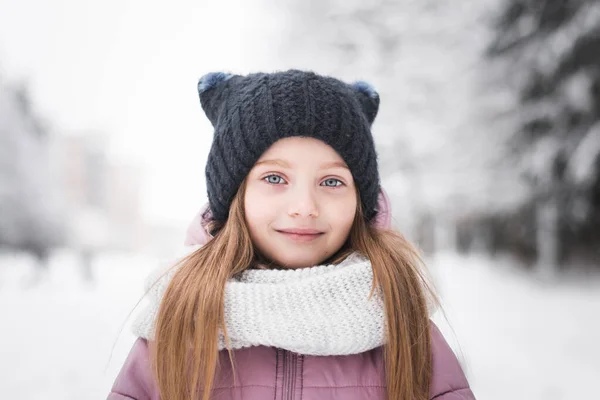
left=319, top=161, right=350, bottom=170
left=254, top=159, right=349, bottom=170
left=254, top=159, right=291, bottom=168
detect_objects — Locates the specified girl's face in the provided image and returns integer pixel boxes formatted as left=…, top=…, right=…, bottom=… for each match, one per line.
left=244, top=137, right=357, bottom=269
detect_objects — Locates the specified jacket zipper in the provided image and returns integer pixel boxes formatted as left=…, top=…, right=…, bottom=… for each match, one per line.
left=280, top=349, right=301, bottom=400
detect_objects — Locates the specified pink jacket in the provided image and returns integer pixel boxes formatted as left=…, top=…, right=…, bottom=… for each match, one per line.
left=107, top=189, right=475, bottom=399
left=108, top=323, right=474, bottom=400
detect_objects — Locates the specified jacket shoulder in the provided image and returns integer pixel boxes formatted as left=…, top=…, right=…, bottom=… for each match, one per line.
left=108, top=338, right=159, bottom=400
left=429, top=322, right=476, bottom=400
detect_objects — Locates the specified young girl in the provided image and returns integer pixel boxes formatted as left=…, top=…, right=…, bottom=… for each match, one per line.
left=107, top=70, right=475, bottom=400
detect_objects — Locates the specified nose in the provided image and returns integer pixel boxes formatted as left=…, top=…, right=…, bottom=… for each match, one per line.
left=288, top=187, right=319, bottom=218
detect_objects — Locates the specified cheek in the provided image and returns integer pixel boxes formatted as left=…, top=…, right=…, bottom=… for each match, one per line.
left=325, top=195, right=356, bottom=231
left=244, top=186, right=275, bottom=230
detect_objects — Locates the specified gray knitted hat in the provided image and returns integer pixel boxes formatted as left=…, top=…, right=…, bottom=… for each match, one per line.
left=198, top=69, right=381, bottom=223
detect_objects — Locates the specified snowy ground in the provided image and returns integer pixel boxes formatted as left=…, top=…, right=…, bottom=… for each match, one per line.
left=0, top=249, right=598, bottom=400
left=430, top=252, right=600, bottom=400
left=0, top=250, right=156, bottom=400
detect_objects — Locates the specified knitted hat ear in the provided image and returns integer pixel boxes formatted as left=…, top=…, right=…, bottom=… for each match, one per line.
left=197, top=72, right=235, bottom=126
left=350, top=81, right=380, bottom=125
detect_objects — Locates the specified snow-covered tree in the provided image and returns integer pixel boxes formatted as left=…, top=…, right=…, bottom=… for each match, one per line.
left=487, top=0, right=600, bottom=270
left=0, top=79, right=66, bottom=264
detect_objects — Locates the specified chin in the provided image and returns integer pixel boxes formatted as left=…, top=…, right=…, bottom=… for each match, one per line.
left=273, top=251, right=324, bottom=269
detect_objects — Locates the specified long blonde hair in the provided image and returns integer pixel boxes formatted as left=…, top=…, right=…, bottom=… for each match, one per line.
left=151, top=179, right=439, bottom=400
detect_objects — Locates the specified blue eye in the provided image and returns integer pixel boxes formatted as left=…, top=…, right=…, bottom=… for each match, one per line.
left=264, top=175, right=286, bottom=185
left=322, top=178, right=343, bottom=187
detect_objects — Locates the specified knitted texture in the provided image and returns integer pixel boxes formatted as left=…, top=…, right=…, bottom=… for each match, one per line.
left=198, top=69, right=382, bottom=222
left=132, top=251, right=386, bottom=356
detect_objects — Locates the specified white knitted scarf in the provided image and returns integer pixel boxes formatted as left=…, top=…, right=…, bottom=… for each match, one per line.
left=132, top=250, right=386, bottom=356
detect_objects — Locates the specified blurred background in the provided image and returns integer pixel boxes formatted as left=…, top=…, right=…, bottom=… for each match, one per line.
left=1, top=0, right=599, bottom=398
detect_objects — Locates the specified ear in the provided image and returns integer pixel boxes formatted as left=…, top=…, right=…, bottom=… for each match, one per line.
left=197, top=72, right=235, bottom=126
left=350, top=80, right=380, bottom=125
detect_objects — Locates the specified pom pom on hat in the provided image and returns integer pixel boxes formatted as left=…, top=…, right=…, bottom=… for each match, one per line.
left=351, top=80, right=379, bottom=99
left=197, top=72, right=233, bottom=93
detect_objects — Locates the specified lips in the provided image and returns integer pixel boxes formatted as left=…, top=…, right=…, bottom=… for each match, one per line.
left=276, top=228, right=325, bottom=242
left=277, top=228, right=324, bottom=235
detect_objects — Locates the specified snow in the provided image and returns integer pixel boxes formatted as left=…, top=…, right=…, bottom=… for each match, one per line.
left=0, top=250, right=158, bottom=400
left=430, top=251, right=600, bottom=400
left=567, top=121, right=600, bottom=186
left=1, top=249, right=598, bottom=399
